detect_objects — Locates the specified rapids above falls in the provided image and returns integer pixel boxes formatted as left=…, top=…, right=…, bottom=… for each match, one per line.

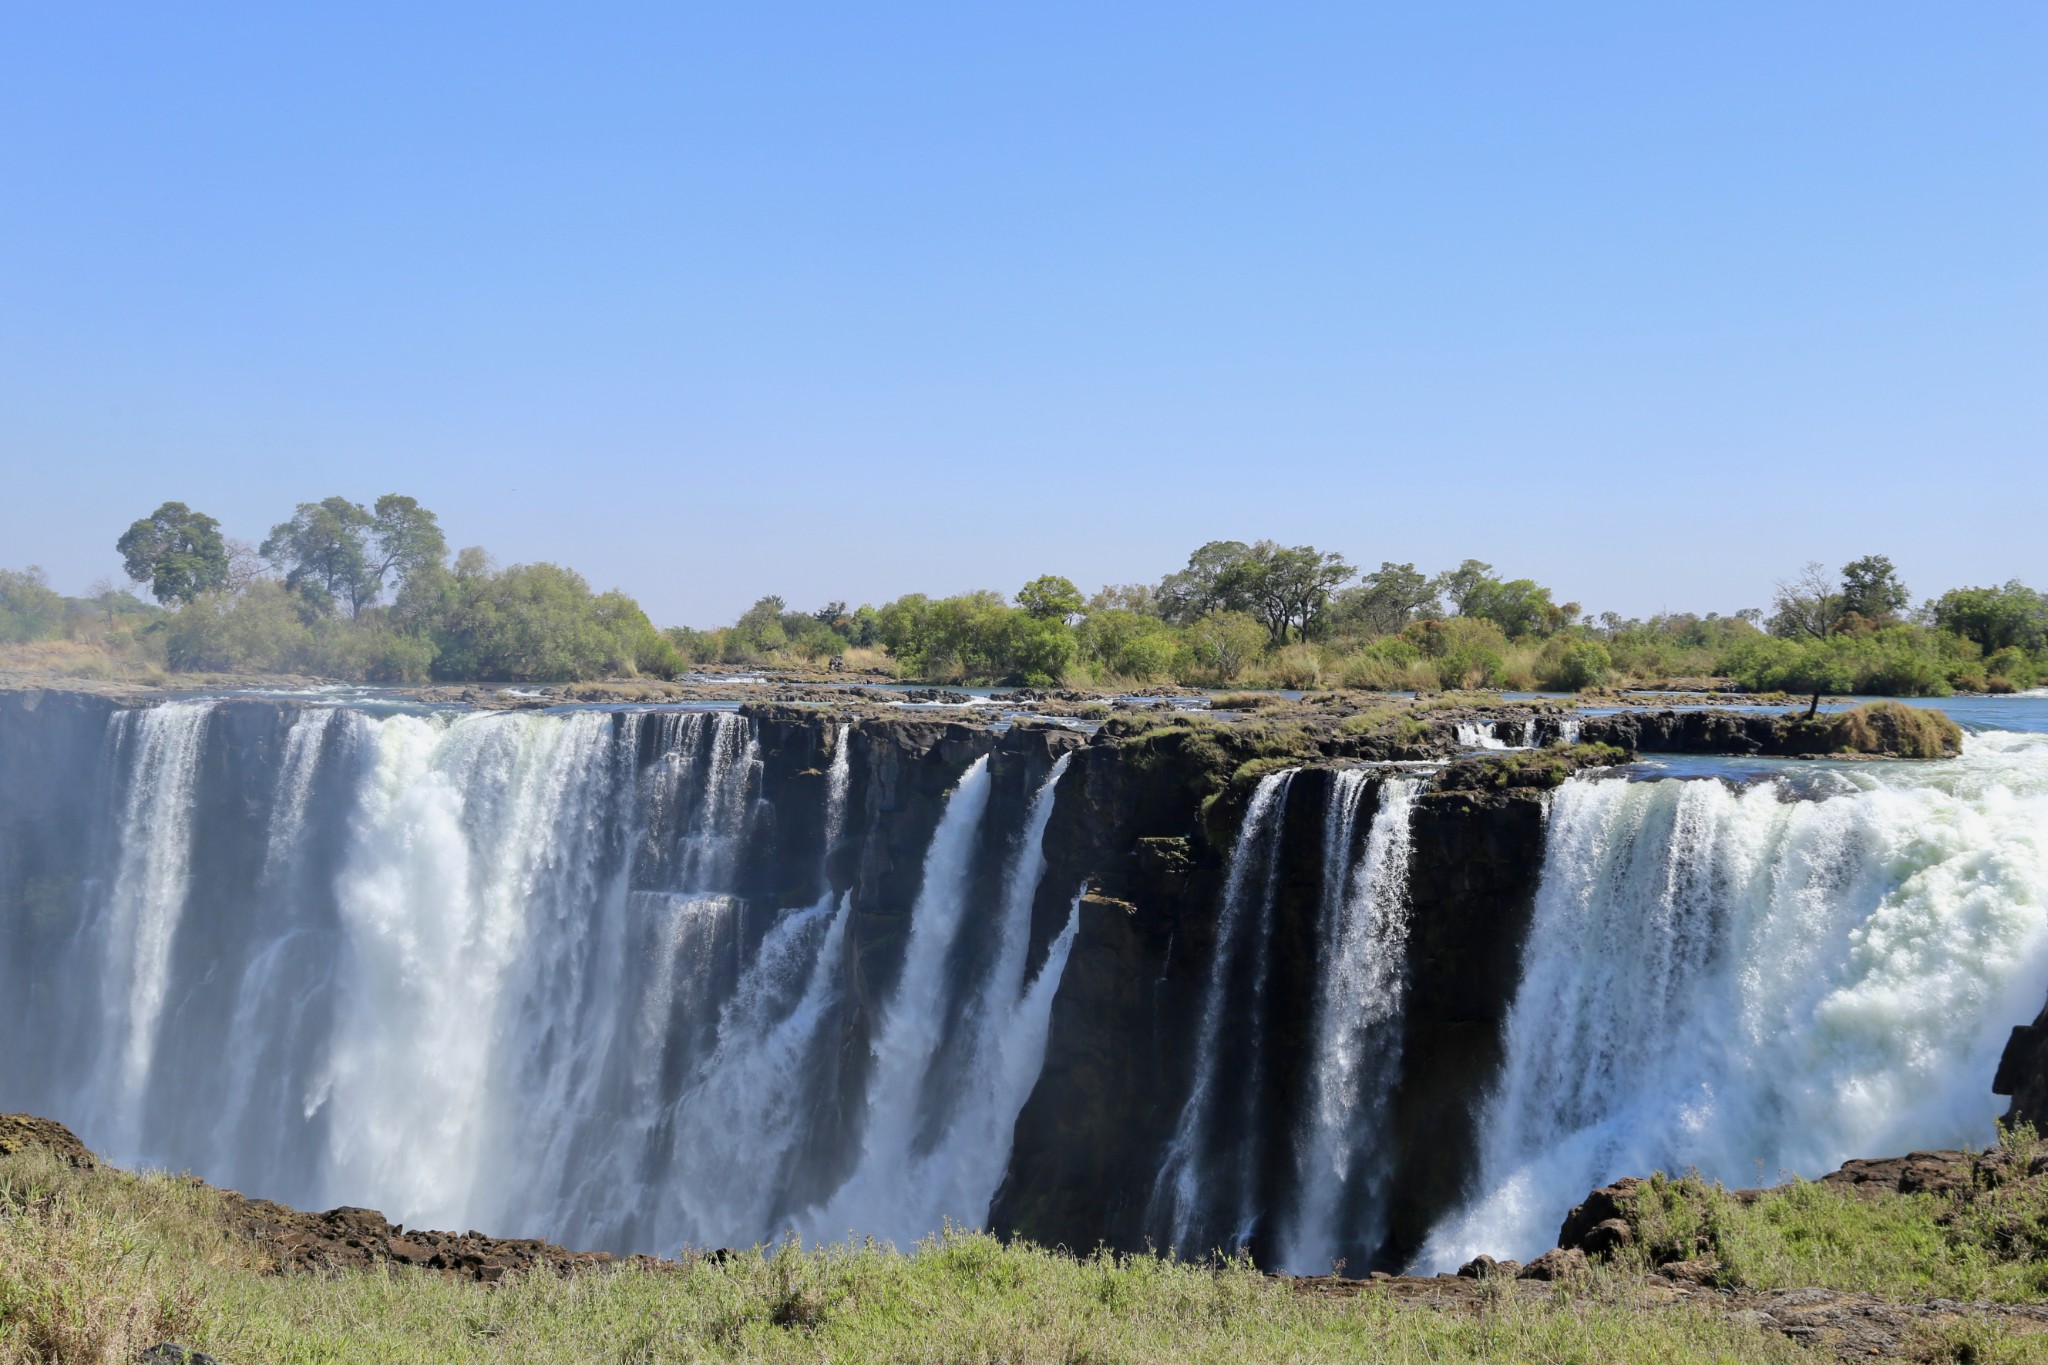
left=1, top=690, right=2044, bottom=1273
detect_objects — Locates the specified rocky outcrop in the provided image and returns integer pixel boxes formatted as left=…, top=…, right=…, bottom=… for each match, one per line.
left=1994, top=997, right=2048, bottom=1129
left=1580, top=702, right=1963, bottom=760
left=0, top=1112, right=97, bottom=1167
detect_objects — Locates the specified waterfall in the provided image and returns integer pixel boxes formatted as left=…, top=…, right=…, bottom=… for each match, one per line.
left=1150, top=768, right=1296, bottom=1254
left=1283, top=773, right=1419, bottom=1272
left=321, top=709, right=632, bottom=1230
left=918, top=754, right=1075, bottom=1228
left=88, top=701, right=216, bottom=1151
left=1557, top=716, right=1583, bottom=745
left=807, top=751, right=1081, bottom=1243
left=1421, top=730, right=2048, bottom=1268
left=649, top=723, right=861, bottom=1247
left=1455, top=721, right=1509, bottom=750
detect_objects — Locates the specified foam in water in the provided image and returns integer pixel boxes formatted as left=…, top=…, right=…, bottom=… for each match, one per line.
left=1456, top=721, right=1510, bottom=750
left=1283, top=773, right=1419, bottom=1272
left=1421, top=731, right=2048, bottom=1269
left=90, top=701, right=216, bottom=1152
left=1150, top=768, right=1296, bottom=1253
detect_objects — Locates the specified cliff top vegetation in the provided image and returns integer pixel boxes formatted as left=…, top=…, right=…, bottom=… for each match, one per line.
left=4, top=507, right=2044, bottom=695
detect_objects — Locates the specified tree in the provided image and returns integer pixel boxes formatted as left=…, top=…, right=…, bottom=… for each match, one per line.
left=1219, top=541, right=1354, bottom=644
left=117, top=502, right=230, bottom=605
left=1087, top=582, right=1156, bottom=614
left=1461, top=577, right=1575, bottom=639
left=1434, top=560, right=1497, bottom=617
left=1155, top=541, right=1253, bottom=624
left=1929, top=580, right=2048, bottom=655
left=1016, top=574, right=1084, bottom=621
left=1769, top=562, right=1845, bottom=640
left=1186, top=610, right=1267, bottom=683
left=1840, top=554, right=1909, bottom=625
left=1330, top=562, right=1441, bottom=637
left=364, top=495, right=447, bottom=602
left=261, top=497, right=375, bottom=616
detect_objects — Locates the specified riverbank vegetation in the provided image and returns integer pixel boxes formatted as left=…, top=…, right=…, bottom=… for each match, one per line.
left=5, top=510, right=2045, bottom=691
left=665, top=544, right=2047, bottom=696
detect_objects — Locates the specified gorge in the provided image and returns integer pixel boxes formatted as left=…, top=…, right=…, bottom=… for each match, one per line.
left=1, top=687, right=2045, bottom=1278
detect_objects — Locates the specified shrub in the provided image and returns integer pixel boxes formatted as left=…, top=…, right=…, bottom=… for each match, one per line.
left=1538, top=638, right=1612, bottom=691
left=162, top=582, right=316, bottom=673
left=1822, top=701, right=1964, bottom=759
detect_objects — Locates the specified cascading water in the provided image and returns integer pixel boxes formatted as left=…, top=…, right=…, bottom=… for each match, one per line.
left=1282, top=772, right=1419, bottom=1272
left=1421, top=730, right=2048, bottom=1268
left=1455, top=721, right=1509, bottom=750
left=87, top=701, right=216, bottom=1154
left=1150, top=768, right=1296, bottom=1254
left=650, top=724, right=858, bottom=1249
left=8, top=687, right=2047, bottom=1272
left=807, top=751, right=1075, bottom=1243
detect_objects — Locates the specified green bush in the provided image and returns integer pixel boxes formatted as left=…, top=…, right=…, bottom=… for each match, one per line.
left=1538, top=637, right=1612, bottom=691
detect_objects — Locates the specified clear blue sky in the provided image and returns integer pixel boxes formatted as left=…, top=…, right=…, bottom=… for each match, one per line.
left=3, top=3, right=2042, bottom=625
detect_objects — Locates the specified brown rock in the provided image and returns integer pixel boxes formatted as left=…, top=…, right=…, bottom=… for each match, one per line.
left=1578, top=1217, right=1634, bottom=1260
left=0, top=1113, right=96, bottom=1168
left=1517, top=1247, right=1588, bottom=1282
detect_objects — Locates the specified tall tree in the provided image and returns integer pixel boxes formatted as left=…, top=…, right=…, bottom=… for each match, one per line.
left=262, top=497, right=375, bottom=616
left=1839, top=554, right=1909, bottom=624
left=1333, top=561, right=1441, bottom=636
left=1155, top=541, right=1253, bottom=624
left=1433, top=559, right=1498, bottom=617
left=1770, top=561, right=1846, bottom=640
left=364, top=495, right=448, bottom=603
left=1016, top=574, right=1084, bottom=621
left=1221, top=541, right=1354, bottom=643
left=116, top=501, right=230, bottom=604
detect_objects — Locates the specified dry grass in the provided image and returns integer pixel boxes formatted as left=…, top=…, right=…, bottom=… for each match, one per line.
left=1825, top=700, right=1965, bottom=759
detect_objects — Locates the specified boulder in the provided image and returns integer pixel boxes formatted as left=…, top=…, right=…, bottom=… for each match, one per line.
left=1577, top=1218, right=1634, bottom=1261
left=1517, top=1247, right=1588, bottom=1282
left=1557, top=1178, right=1639, bottom=1250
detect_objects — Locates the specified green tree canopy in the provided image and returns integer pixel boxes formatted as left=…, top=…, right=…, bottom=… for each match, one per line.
left=1328, top=562, right=1440, bottom=638
left=1840, top=554, right=1910, bottom=625
left=1155, top=541, right=1254, bottom=624
left=1929, top=580, right=2048, bottom=655
left=117, top=502, right=230, bottom=604
left=1016, top=575, right=1084, bottom=621
left=261, top=497, right=375, bottom=616
left=365, top=495, right=448, bottom=602
left=1217, top=541, right=1354, bottom=644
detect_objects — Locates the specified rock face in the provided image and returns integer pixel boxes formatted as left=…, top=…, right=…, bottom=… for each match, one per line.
left=1994, top=998, right=2048, bottom=1129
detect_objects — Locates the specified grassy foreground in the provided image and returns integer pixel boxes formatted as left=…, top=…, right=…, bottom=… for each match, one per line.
left=6, top=1133, right=2048, bottom=1364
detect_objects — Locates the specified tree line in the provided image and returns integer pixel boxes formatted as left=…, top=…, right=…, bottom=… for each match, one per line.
left=0, top=498, right=677, bottom=682
left=664, top=541, right=2048, bottom=697
left=4, top=518, right=2043, bottom=693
